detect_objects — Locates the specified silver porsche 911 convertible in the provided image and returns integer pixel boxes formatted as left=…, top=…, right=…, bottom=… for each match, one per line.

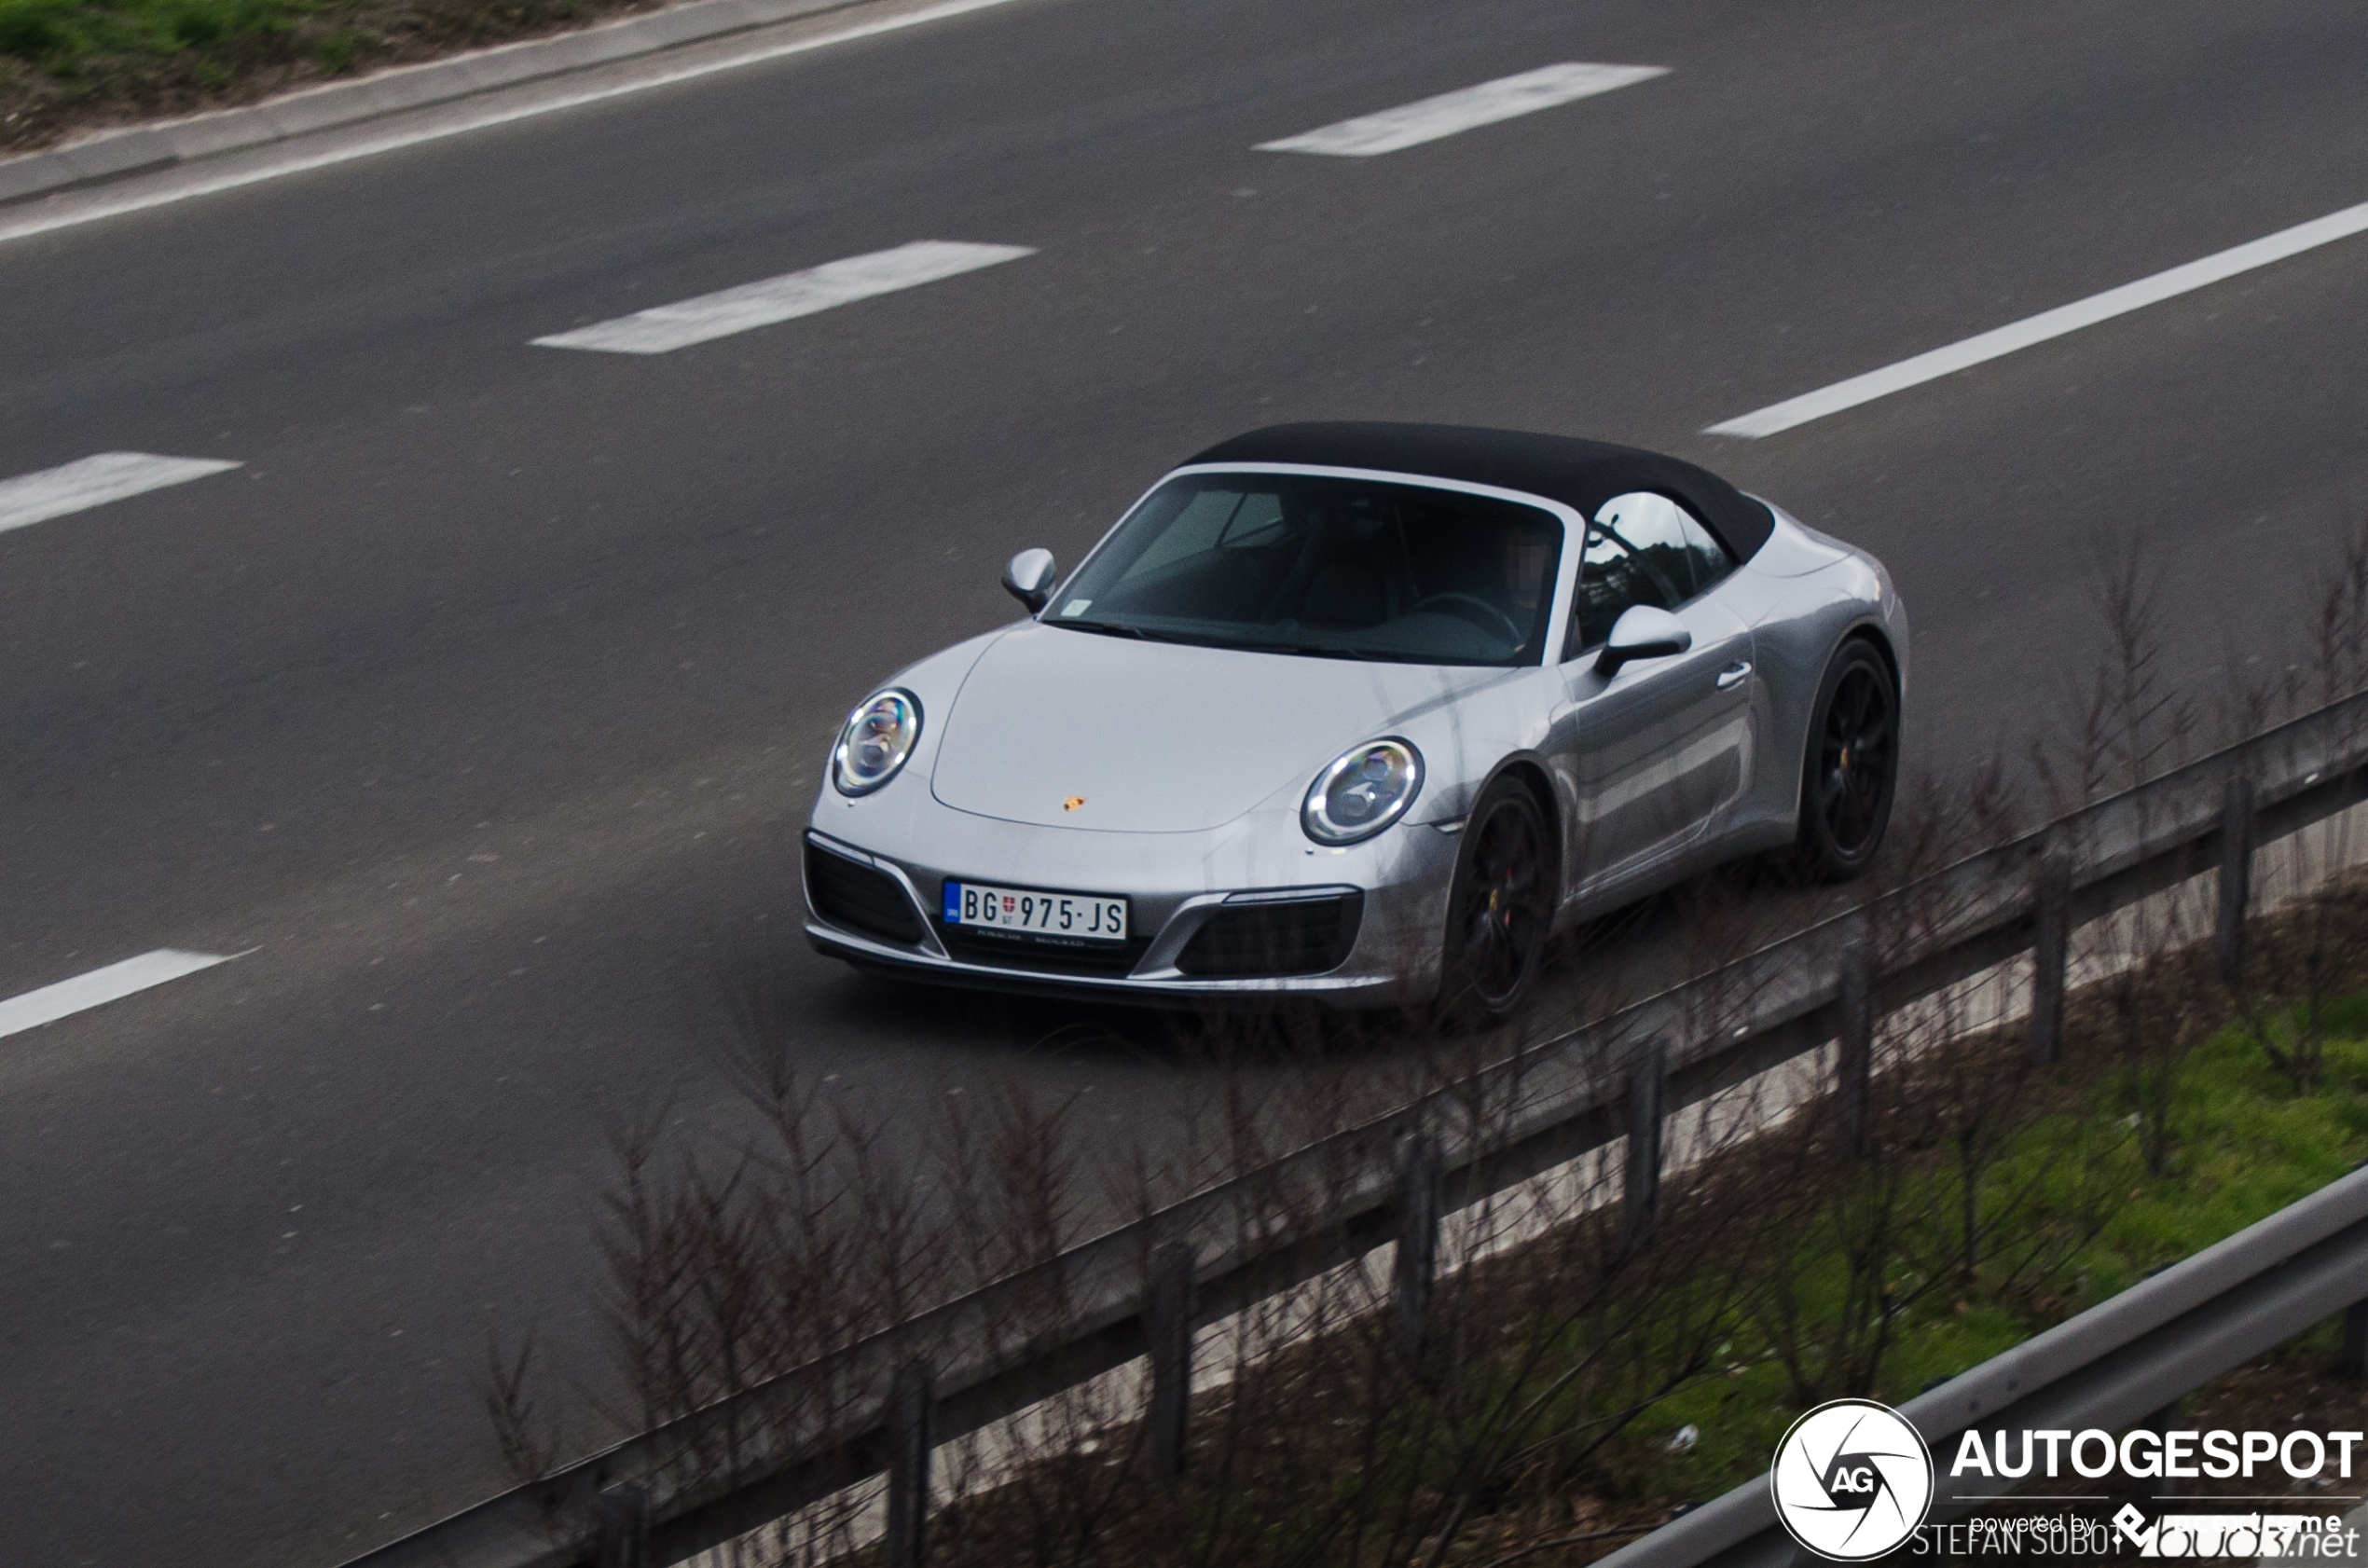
left=804, top=422, right=1907, bottom=1019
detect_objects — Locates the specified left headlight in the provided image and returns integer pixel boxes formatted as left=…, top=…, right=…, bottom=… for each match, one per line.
left=1302, top=737, right=1424, bottom=846
left=832, top=689, right=923, bottom=796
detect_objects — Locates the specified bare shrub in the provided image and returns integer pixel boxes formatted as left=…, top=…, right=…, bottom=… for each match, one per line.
left=2211, top=509, right=2368, bottom=1096
left=2031, top=543, right=2199, bottom=813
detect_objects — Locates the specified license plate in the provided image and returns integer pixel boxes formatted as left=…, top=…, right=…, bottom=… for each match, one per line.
left=943, top=881, right=1130, bottom=942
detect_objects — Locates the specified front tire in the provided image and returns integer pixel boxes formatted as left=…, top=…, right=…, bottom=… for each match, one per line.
left=1794, top=639, right=1898, bottom=881
left=1437, top=777, right=1555, bottom=1026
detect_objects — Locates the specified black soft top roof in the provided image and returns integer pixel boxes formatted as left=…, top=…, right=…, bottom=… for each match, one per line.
left=1184, top=421, right=1774, bottom=561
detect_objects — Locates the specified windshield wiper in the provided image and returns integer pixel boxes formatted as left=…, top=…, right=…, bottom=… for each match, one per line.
left=1222, top=640, right=1386, bottom=662
left=1049, top=619, right=1177, bottom=643
left=1050, top=623, right=1392, bottom=661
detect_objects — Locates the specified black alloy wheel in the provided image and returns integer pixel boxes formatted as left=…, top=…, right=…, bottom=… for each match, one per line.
left=1796, top=640, right=1898, bottom=881
left=1439, top=777, right=1555, bottom=1025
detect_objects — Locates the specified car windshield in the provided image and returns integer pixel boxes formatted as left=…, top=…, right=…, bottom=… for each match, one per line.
left=1045, top=473, right=1563, bottom=666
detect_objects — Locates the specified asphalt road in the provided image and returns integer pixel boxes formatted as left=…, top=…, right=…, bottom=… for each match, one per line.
left=4, top=0, right=2367, bottom=1561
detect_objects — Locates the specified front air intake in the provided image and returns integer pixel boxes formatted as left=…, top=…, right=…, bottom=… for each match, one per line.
left=804, top=839, right=926, bottom=945
left=1176, top=893, right=1364, bottom=978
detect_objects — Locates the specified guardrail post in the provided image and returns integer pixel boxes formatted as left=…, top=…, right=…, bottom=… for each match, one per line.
left=1146, top=1243, right=1196, bottom=1478
left=2030, top=852, right=2072, bottom=1066
left=2217, top=776, right=2256, bottom=987
left=884, top=1358, right=933, bottom=1568
left=2344, top=1299, right=2367, bottom=1382
left=1392, top=1133, right=1441, bottom=1345
left=1623, top=1038, right=1669, bottom=1251
left=1836, top=941, right=1874, bottom=1160
left=593, top=1481, right=647, bottom=1568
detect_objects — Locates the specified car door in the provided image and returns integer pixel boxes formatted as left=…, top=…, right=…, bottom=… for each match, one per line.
left=1547, top=491, right=1757, bottom=897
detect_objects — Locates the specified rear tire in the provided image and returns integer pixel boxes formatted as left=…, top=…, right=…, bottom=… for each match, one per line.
left=1794, top=640, right=1898, bottom=881
left=1436, top=777, right=1555, bottom=1028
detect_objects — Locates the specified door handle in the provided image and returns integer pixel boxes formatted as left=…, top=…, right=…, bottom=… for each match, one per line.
left=1715, top=661, right=1753, bottom=690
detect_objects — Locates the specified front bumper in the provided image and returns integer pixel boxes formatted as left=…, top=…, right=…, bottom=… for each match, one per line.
left=800, top=792, right=1462, bottom=1009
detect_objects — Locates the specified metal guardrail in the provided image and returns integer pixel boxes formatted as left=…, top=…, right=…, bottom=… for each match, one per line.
left=342, top=687, right=2368, bottom=1568
left=1599, top=1162, right=2368, bottom=1568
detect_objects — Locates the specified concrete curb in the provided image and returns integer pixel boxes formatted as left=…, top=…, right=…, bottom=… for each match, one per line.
left=0, top=0, right=867, bottom=206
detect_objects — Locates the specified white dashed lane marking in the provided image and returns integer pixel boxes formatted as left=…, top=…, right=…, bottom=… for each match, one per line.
left=1707, top=196, right=2368, bottom=438
left=0, top=452, right=242, bottom=535
left=1257, top=62, right=1668, bottom=158
left=0, top=951, right=239, bottom=1040
left=532, top=240, right=1037, bottom=354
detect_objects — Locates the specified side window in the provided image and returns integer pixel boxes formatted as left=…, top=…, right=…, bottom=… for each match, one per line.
left=1565, top=492, right=1693, bottom=657
left=1678, top=510, right=1733, bottom=596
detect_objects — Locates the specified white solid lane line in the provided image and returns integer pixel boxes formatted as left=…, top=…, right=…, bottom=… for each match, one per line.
left=0, top=452, right=242, bottom=535
left=1257, top=62, right=1668, bottom=158
left=533, top=240, right=1037, bottom=353
left=1707, top=197, right=2368, bottom=439
left=0, top=950, right=237, bottom=1041
left=0, top=0, right=1032, bottom=248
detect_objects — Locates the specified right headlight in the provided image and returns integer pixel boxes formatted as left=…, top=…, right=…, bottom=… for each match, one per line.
left=1302, top=737, right=1424, bottom=846
left=832, top=689, right=922, bottom=795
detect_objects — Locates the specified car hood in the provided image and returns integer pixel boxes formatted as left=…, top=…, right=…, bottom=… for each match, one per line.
left=929, top=626, right=1502, bottom=832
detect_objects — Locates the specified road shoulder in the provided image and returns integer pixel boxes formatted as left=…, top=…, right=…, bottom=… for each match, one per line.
left=0, top=0, right=1006, bottom=210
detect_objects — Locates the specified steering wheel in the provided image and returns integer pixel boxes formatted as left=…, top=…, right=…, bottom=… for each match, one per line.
left=1410, top=592, right=1524, bottom=644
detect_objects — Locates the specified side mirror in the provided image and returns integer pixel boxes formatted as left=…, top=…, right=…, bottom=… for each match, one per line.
left=1595, top=604, right=1691, bottom=677
left=1002, top=548, right=1057, bottom=613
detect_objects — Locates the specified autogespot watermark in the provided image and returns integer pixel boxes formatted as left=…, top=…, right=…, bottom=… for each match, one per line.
left=1947, top=1425, right=2367, bottom=1487
left=2106, top=1506, right=2361, bottom=1559
left=1772, top=1399, right=1937, bottom=1561
left=1769, top=1400, right=2367, bottom=1560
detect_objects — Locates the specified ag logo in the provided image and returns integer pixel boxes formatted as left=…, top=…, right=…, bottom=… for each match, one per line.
left=1770, top=1398, right=1934, bottom=1561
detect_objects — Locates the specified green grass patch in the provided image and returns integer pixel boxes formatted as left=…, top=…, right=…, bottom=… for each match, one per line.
left=0, top=0, right=670, bottom=153
left=1601, top=1014, right=2368, bottom=1506
left=310, top=22, right=363, bottom=69
left=0, top=0, right=315, bottom=75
